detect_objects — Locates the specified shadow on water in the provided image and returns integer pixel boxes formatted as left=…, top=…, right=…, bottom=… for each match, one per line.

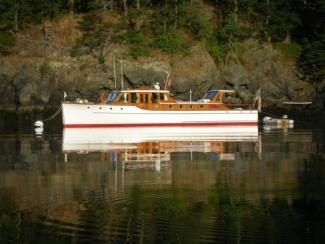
left=0, top=121, right=324, bottom=243
left=0, top=109, right=62, bottom=134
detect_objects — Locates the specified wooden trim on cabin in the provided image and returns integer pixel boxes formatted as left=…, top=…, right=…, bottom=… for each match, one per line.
left=102, top=90, right=254, bottom=111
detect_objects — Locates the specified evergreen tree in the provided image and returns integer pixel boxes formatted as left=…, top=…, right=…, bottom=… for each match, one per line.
left=298, top=0, right=325, bottom=81
left=299, top=35, right=325, bottom=81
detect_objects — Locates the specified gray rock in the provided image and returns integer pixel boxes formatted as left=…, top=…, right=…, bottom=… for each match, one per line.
left=20, top=83, right=36, bottom=105
left=12, top=63, right=40, bottom=91
left=223, top=64, right=248, bottom=86
left=123, top=61, right=169, bottom=87
left=0, top=38, right=319, bottom=110
left=173, top=45, right=220, bottom=100
left=224, top=96, right=242, bottom=104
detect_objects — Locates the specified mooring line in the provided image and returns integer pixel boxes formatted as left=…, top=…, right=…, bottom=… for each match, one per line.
left=40, top=106, right=62, bottom=122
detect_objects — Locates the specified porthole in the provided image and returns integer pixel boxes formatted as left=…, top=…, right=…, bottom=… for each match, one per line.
left=120, top=107, right=123, bottom=110
left=110, top=107, right=112, bottom=110
left=99, top=107, right=102, bottom=109
left=200, top=105, right=203, bottom=108
left=169, top=105, right=172, bottom=109
left=87, top=106, right=90, bottom=109
left=180, top=105, right=183, bottom=108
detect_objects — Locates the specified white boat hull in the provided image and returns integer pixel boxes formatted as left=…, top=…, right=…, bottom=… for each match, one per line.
left=62, top=103, right=258, bottom=127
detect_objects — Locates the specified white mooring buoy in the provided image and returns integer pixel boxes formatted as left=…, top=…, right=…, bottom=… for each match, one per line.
left=34, top=120, right=44, bottom=127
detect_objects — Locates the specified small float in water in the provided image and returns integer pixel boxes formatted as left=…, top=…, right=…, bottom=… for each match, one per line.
left=34, top=120, right=44, bottom=127
left=263, top=115, right=294, bottom=128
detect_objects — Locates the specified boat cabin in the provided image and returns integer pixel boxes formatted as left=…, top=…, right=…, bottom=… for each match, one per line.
left=105, top=89, right=173, bottom=104
left=100, top=89, right=236, bottom=111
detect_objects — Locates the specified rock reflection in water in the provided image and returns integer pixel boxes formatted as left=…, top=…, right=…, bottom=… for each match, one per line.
left=0, top=127, right=324, bottom=243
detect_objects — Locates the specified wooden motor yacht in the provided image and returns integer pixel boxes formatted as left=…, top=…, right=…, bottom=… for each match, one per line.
left=62, top=86, right=259, bottom=127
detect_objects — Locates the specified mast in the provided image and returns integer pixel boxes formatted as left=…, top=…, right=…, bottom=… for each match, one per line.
left=120, top=57, right=124, bottom=90
left=113, top=55, right=117, bottom=90
left=258, top=88, right=261, bottom=112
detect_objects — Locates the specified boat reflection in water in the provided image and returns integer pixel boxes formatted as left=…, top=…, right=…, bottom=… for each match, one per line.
left=63, top=126, right=260, bottom=172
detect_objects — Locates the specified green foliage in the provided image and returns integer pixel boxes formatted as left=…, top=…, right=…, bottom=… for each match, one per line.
left=32, top=0, right=63, bottom=22
left=179, top=2, right=213, bottom=40
left=122, top=8, right=146, bottom=30
left=149, top=2, right=174, bottom=34
left=276, top=42, right=301, bottom=59
left=70, top=39, right=83, bottom=57
left=0, top=0, right=65, bottom=31
left=39, top=60, right=51, bottom=77
left=98, top=50, right=105, bottom=64
left=153, top=31, right=188, bottom=55
left=150, top=1, right=213, bottom=41
left=81, top=32, right=102, bottom=50
left=217, top=14, right=252, bottom=44
left=208, top=40, right=223, bottom=63
left=0, top=31, right=16, bottom=48
left=214, top=14, right=251, bottom=63
left=117, top=30, right=151, bottom=57
left=78, top=13, right=108, bottom=51
left=0, top=0, right=322, bottom=82
left=267, top=0, right=301, bottom=42
left=79, top=63, right=88, bottom=71
left=299, top=36, right=325, bottom=81
left=129, top=43, right=151, bottom=57
left=73, top=0, right=93, bottom=12
left=78, top=12, right=100, bottom=32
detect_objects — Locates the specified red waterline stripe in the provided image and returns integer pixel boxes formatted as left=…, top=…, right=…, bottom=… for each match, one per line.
left=64, top=122, right=257, bottom=128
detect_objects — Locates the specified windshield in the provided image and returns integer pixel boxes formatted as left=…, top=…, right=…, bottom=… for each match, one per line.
left=203, top=91, right=218, bottom=100
left=105, top=92, right=120, bottom=103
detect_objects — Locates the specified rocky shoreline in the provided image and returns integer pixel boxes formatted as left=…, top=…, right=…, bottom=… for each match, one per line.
left=0, top=38, right=323, bottom=112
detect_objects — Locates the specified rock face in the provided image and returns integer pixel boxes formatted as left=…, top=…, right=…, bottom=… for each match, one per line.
left=237, top=40, right=313, bottom=107
left=0, top=40, right=320, bottom=111
left=172, top=45, right=220, bottom=100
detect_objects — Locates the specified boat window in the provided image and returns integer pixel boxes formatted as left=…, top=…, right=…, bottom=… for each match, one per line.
left=151, top=93, right=158, bottom=103
left=160, top=93, right=164, bottom=101
left=105, top=93, right=112, bottom=103
left=203, top=91, right=218, bottom=100
left=118, top=93, right=128, bottom=103
left=140, top=94, right=148, bottom=103
left=130, top=93, right=137, bottom=103
left=118, top=95, right=124, bottom=102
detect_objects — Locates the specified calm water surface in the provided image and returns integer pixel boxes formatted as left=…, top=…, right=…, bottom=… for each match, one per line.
left=0, top=126, right=324, bottom=243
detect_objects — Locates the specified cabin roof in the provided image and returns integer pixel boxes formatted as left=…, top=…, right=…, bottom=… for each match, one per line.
left=209, top=90, right=235, bottom=93
left=120, top=89, right=170, bottom=93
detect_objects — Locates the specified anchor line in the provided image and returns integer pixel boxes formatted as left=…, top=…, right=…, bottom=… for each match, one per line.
left=41, top=106, right=62, bottom=122
left=260, top=111, right=282, bottom=119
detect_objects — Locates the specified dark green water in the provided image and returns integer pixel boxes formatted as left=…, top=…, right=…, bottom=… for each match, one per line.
left=0, top=126, right=324, bottom=243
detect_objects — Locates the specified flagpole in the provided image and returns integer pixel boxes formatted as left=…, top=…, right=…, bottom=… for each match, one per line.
left=113, top=55, right=117, bottom=90
left=120, top=56, right=124, bottom=90
left=258, top=88, right=261, bottom=112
